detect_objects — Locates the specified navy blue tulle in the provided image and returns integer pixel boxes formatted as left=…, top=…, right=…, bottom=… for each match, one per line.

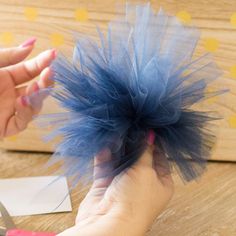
left=31, top=3, right=226, bottom=182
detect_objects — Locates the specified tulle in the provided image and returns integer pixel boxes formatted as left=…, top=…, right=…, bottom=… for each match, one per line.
left=30, top=3, right=226, bottom=182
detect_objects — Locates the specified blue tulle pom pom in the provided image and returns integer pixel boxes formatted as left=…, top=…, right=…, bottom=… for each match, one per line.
left=31, top=3, right=226, bottom=182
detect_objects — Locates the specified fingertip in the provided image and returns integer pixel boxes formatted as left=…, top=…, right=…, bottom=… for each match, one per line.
left=44, top=48, right=57, bottom=61
left=32, top=82, right=39, bottom=93
left=10, top=96, right=36, bottom=134
left=38, top=67, right=54, bottom=88
left=51, top=48, right=57, bottom=59
left=33, top=49, right=57, bottom=73
left=136, top=146, right=154, bottom=167
left=18, top=44, right=34, bottom=52
left=147, top=130, right=155, bottom=145
left=153, top=147, right=173, bottom=187
left=17, top=37, right=36, bottom=56
left=25, top=79, right=51, bottom=113
left=26, top=81, right=39, bottom=96
left=18, top=95, right=30, bottom=107
left=19, top=37, right=37, bottom=48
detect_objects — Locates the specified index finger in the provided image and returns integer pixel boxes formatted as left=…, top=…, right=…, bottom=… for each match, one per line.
left=0, top=44, right=34, bottom=67
left=4, top=49, right=56, bottom=85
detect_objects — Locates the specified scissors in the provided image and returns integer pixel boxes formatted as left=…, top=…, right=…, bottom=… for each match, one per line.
left=0, top=202, right=56, bottom=236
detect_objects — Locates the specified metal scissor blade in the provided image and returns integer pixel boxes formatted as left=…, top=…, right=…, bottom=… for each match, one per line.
left=0, top=202, right=16, bottom=230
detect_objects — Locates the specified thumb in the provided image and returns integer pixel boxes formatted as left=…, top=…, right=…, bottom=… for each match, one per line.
left=135, top=145, right=154, bottom=168
left=153, top=147, right=174, bottom=187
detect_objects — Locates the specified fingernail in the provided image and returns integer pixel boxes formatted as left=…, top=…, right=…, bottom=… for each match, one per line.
left=20, top=37, right=37, bottom=48
left=147, top=130, right=155, bottom=145
left=21, top=96, right=29, bottom=106
left=51, top=49, right=57, bottom=59
left=33, top=82, right=40, bottom=92
left=47, top=67, right=53, bottom=78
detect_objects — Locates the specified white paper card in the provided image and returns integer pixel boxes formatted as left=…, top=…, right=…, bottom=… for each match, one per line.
left=0, top=176, right=72, bottom=216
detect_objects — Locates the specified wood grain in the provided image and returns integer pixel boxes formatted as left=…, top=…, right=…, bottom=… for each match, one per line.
left=0, top=149, right=235, bottom=235
left=0, top=0, right=235, bottom=161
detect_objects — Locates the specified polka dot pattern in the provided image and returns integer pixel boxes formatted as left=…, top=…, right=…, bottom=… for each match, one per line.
left=0, top=32, right=14, bottom=45
left=229, top=115, right=236, bottom=128
left=205, top=88, right=218, bottom=104
left=0, top=7, right=235, bottom=137
left=6, top=135, right=18, bottom=142
left=230, top=65, right=236, bottom=79
left=75, top=8, right=89, bottom=21
left=204, top=38, right=219, bottom=52
left=50, top=33, right=64, bottom=47
left=24, top=7, right=38, bottom=21
left=176, top=11, right=191, bottom=24
left=231, top=13, right=236, bottom=27
left=207, top=96, right=218, bottom=105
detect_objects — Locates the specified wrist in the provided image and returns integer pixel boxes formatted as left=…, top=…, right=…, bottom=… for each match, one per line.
left=80, top=203, right=148, bottom=236
left=59, top=203, right=148, bottom=236
left=61, top=218, right=146, bottom=236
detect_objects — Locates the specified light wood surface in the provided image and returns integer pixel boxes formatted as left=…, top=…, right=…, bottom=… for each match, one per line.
left=0, top=149, right=236, bottom=235
left=0, top=0, right=235, bottom=161
left=0, top=2, right=235, bottom=235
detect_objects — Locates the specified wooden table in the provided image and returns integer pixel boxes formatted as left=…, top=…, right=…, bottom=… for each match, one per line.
left=0, top=1, right=235, bottom=235
left=0, top=148, right=236, bottom=236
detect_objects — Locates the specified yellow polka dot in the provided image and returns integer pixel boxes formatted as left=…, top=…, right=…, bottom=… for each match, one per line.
left=75, top=8, right=88, bottom=21
left=230, top=13, right=236, bottom=26
left=204, top=38, right=219, bottom=52
left=176, top=11, right=191, bottom=24
left=0, top=32, right=14, bottom=46
left=229, top=115, right=236, bottom=128
left=205, top=87, right=214, bottom=94
left=207, top=96, right=218, bottom=104
left=50, top=33, right=64, bottom=47
left=6, top=135, right=18, bottom=142
left=205, top=88, right=218, bottom=104
left=230, top=65, right=236, bottom=79
left=24, top=7, right=38, bottom=21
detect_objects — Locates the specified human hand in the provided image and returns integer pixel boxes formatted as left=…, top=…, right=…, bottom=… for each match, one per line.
left=59, top=145, right=174, bottom=236
left=0, top=37, right=56, bottom=138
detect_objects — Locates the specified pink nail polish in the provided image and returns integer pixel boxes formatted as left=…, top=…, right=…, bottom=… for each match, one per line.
left=43, top=67, right=53, bottom=82
left=21, top=96, right=29, bottom=106
left=147, top=130, right=155, bottom=145
left=33, top=82, right=40, bottom=92
left=20, top=37, right=37, bottom=48
left=47, top=67, right=53, bottom=77
left=51, top=49, right=57, bottom=59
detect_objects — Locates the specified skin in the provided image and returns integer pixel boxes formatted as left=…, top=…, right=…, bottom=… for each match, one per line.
left=59, top=147, right=174, bottom=236
left=0, top=43, right=174, bottom=236
left=0, top=40, right=55, bottom=138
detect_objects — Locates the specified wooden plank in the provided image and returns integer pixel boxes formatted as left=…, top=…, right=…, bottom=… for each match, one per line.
left=0, top=149, right=235, bottom=235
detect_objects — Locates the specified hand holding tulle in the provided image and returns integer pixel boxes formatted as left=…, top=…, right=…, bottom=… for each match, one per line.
left=59, top=146, right=174, bottom=236
left=0, top=38, right=56, bottom=138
